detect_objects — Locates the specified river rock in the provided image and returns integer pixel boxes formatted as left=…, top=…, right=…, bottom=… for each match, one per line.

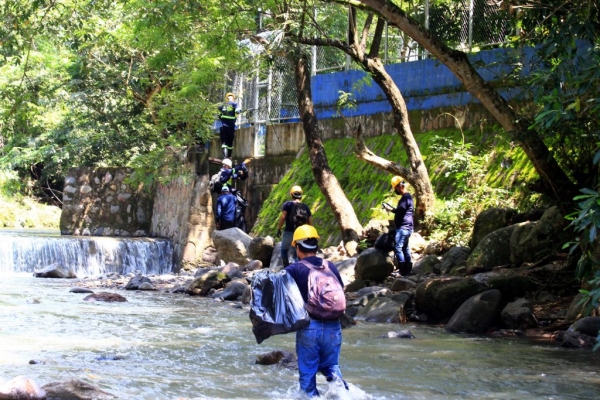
left=415, top=277, right=487, bottom=323
left=467, top=225, right=518, bottom=273
left=70, top=287, right=94, bottom=294
left=124, top=275, right=153, bottom=290
left=212, top=280, right=248, bottom=301
left=211, top=228, right=252, bottom=266
left=33, top=263, right=77, bottom=279
left=335, top=257, right=357, bottom=286
left=446, top=289, right=502, bottom=333
left=248, top=236, right=274, bottom=268
left=354, top=297, right=404, bottom=323
left=471, top=207, right=516, bottom=249
left=42, top=379, right=116, bottom=399
left=381, top=330, right=415, bottom=338
left=567, top=316, right=600, bottom=337
left=501, top=298, right=537, bottom=330
left=186, top=269, right=228, bottom=296
left=0, top=376, right=46, bottom=399
left=413, top=255, right=441, bottom=275
left=439, top=246, right=471, bottom=275
left=255, top=350, right=297, bottom=369
left=83, top=292, right=128, bottom=302
left=510, top=206, right=570, bottom=266
left=243, top=259, right=263, bottom=272
left=354, top=248, right=394, bottom=282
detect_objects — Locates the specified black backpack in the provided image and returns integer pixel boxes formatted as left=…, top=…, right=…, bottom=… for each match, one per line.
left=289, top=202, right=309, bottom=229
left=209, top=171, right=223, bottom=193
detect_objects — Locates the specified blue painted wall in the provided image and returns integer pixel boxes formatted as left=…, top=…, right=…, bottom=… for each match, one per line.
left=311, top=47, right=530, bottom=120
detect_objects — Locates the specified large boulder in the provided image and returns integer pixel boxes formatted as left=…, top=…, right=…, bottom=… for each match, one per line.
left=510, top=206, right=570, bottom=266
left=33, top=263, right=77, bottom=279
left=354, top=248, right=394, bottom=282
left=501, top=298, right=537, bottom=330
left=249, top=236, right=275, bottom=268
left=471, top=270, right=537, bottom=301
left=124, top=275, right=155, bottom=290
left=211, top=228, right=252, bottom=265
left=439, top=246, right=471, bottom=275
left=186, top=269, right=229, bottom=296
left=212, top=279, right=248, bottom=301
left=446, top=289, right=502, bottom=333
left=471, top=207, right=516, bottom=249
left=415, top=277, right=487, bottom=322
left=413, top=255, right=441, bottom=275
left=354, top=296, right=405, bottom=323
left=334, top=258, right=357, bottom=286
left=466, top=224, right=519, bottom=273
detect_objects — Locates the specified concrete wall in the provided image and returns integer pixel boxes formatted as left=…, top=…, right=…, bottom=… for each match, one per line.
left=60, top=167, right=153, bottom=236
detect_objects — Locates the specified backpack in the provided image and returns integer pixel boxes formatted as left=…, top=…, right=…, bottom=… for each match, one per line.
left=374, top=229, right=395, bottom=253
left=300, top=260, right=346, bottom=320
left=209, top=171, right=223, bottom=193
left=290, top=202, right=309, bottom=229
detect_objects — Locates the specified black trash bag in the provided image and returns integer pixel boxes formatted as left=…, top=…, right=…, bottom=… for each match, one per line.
left=249, top=270, right=309, bottom=344
left=374, top=229, right=396, bottom=253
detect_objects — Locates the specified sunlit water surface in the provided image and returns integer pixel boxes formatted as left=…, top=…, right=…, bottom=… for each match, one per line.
left=1, top=274, right=600, bottom=400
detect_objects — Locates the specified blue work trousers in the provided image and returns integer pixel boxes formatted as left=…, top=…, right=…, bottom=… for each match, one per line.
left=394, top=228, right=412, bottom=263
left=296, top=319, right=344, bottom=397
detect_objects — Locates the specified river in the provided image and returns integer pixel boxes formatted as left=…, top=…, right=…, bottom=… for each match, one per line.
left=2, top=273, right=600, bottom=399
left=1, top=231, right=600, bottom=399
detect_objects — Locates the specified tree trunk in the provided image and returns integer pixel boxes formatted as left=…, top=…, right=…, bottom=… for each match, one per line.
left=356, top=0, right=579, bottom=207
left=293, top=10, right=436, bottom=223
left=292, top=51, right=364, bottom=255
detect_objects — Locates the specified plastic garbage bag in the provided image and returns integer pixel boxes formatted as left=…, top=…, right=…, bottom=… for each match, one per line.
left=249, top=270, right=309, bottom=344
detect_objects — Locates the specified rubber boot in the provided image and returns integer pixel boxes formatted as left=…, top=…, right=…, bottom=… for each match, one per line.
left=400, top=262, right=413, bottom=277
left=222, top=147, right=229, bottom=159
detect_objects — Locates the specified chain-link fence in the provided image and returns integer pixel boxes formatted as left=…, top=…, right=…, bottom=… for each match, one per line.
left=227, top=1, right=513, bottom=156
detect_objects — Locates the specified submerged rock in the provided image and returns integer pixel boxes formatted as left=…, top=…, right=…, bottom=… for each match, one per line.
left=42, top=378, right=116, bottom=399
left=83, top=292, right=127, bottom=302
left=33, top=263, right=77, bottom=279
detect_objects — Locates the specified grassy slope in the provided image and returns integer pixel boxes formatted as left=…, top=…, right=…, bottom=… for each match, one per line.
left=251, top=125, right=549, bottom=247
left=0, top=195, right=61, bottom=229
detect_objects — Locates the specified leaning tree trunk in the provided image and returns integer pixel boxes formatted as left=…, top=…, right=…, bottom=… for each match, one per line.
left=356, top=0, right=579, bottom=207
left=293, top=11, right=435, bottom=223
left=292, top=51, right=364, bottom=255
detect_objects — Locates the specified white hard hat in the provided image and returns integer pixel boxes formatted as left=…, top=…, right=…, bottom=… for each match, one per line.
left=222, top=158, right=233, bottom=168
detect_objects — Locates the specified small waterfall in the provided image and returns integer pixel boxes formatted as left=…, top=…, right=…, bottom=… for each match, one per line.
left=0, top=230, right=174, bottom=276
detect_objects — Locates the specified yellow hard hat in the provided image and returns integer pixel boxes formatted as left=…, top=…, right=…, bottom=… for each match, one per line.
left=390, top=176, right=404, bottom=189
left=292, top=224, right=319, bottom=247
left=290, top=185, right=303, bottom=198
left=225, top=92, right=235, bottom=100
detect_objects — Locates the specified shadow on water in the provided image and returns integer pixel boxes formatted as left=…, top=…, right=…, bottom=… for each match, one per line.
left=1, top=231, right=600, bottom=399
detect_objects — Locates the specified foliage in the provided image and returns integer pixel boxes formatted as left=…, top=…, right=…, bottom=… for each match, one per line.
left=252, top=125, right=539, bottom=247
left=509, top=0, right=600, bottom=188
left=563, top=187, right=600, bottom=349
left=0, top=0, right=256, bottom=198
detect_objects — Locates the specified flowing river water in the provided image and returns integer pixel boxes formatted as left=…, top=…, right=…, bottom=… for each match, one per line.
left=1, top=231, right=600, bottom=399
